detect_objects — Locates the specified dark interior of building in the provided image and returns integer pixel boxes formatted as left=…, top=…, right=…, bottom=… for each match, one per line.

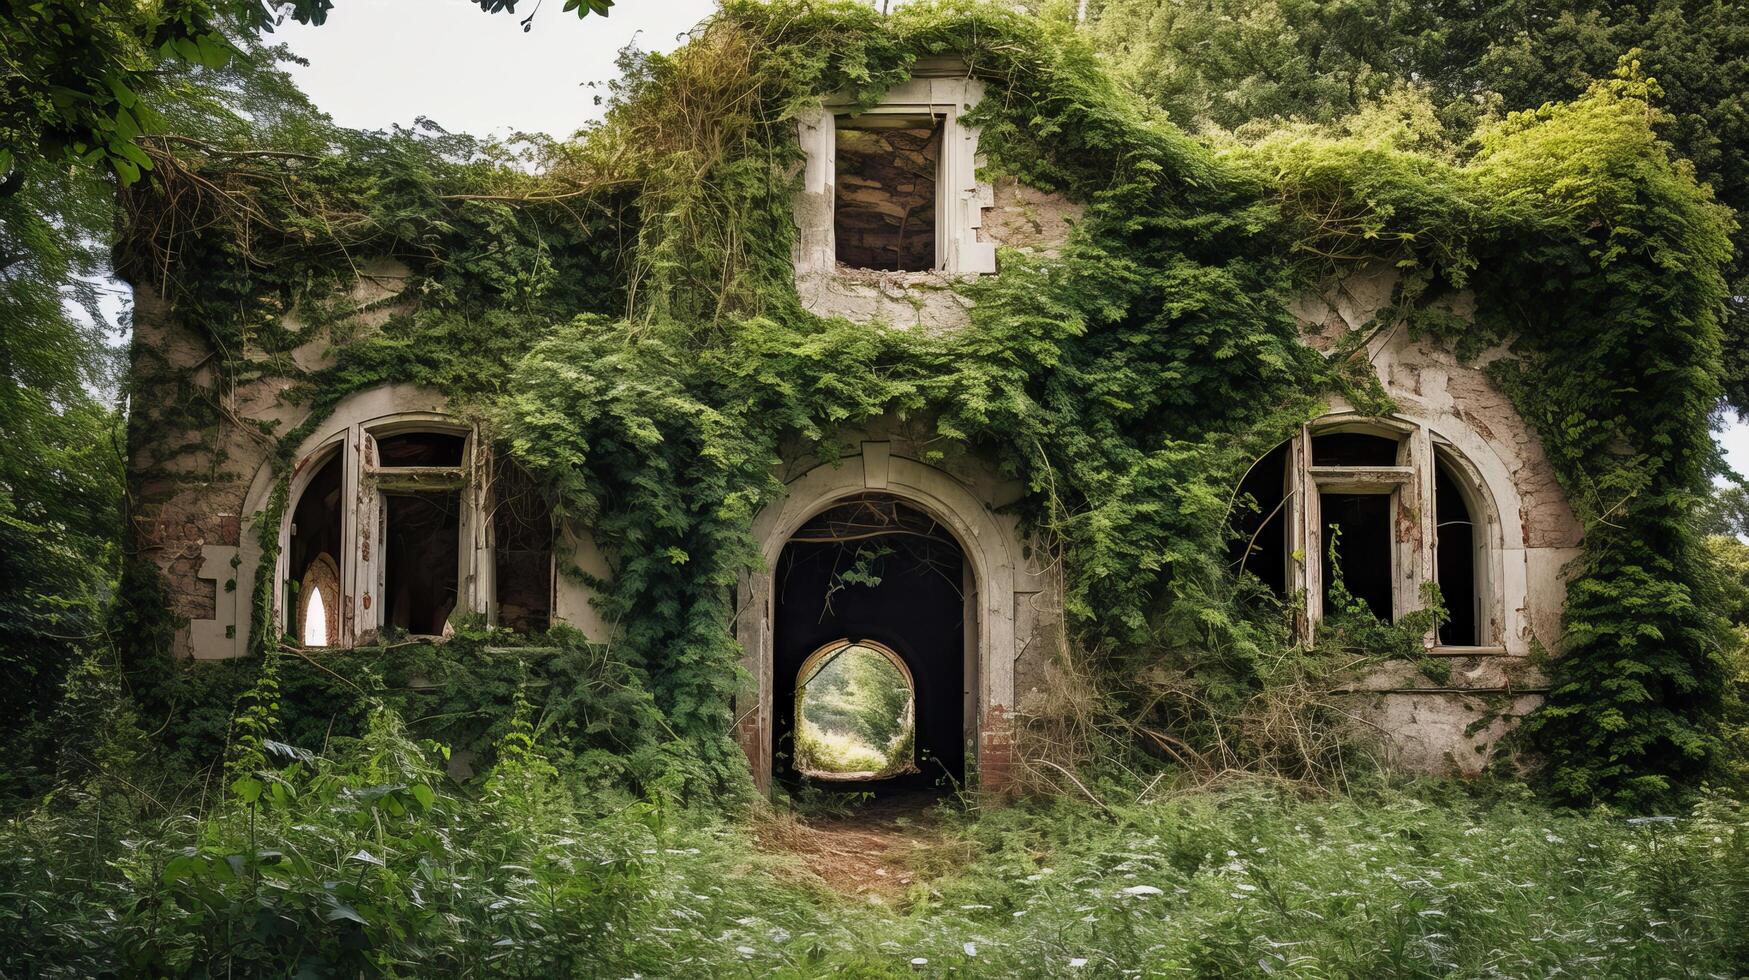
left=1434, top=458, right=1478, bottom=645
left=1321, top=493, right=1394, bottom=621
left=1312, top=431, right=1401, bottom=467
left=1231, top=443, right=1289, bottom=598
left=834, top=116, right=941, bottom=271
left=383, top=491, right=461, bottom=635
left=376, top=431, right=465, bottom=468
left=773, top=495, right=965, bottom=794
left=492, top=460, right=554, bottom=633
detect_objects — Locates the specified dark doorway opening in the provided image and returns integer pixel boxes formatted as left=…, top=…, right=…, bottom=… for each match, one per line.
left=383, top=491, right=461, bottom=636
left=835, top=115, right=941, bottom=271
left=774, top=495, right=965, bottom=795
left=1434, top=458, right=1478, bottom=645
left=1321, top=493, right=1394, bottom=622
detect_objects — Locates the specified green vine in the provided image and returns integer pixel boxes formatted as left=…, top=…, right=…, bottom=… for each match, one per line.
left=120, top=2, right=1734, bottom=807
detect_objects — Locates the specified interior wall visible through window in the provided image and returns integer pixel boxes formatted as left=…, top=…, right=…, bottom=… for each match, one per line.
left=288, top=451, right=343, bottom=645
left=835, top=114, right=941, bottom=271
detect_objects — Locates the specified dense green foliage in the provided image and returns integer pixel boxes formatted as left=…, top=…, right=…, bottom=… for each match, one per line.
left=0, top=160, right=124, bottom=806
left=102, top=0, right=1734, bottom=806
left=1089, top=0, right=1749, bottom=409
left=7, top=694, right=1749, bottom=977
left=0, top=0, right=637, bottom=186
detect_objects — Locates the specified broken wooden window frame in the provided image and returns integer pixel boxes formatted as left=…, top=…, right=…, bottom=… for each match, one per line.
left=1268, top=415, right=1506, bottom=653
left=276, top=412, right=545, bottom=647
left=794, top=62, right=997, bottom=278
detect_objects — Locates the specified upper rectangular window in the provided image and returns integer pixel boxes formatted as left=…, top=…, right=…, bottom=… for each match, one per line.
left=834, top=114, right=941, bottom=272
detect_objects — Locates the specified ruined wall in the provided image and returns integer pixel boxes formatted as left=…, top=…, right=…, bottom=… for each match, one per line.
left=1293, top=264, right=1582, bottom=774
left=126, top=261, right=613, bottom=660
left=795, top=175, right=1084, bottom=331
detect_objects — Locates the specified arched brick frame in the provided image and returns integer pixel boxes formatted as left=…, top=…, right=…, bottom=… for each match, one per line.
left=735, top=442, right=1041, bottom=795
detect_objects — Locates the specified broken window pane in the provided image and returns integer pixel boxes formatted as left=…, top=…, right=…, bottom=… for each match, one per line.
left=383, top=491, right=461, bottom=636
left=835, top=115, right=940, bottom=271
left=1321, top=493, right=1393, bottom=621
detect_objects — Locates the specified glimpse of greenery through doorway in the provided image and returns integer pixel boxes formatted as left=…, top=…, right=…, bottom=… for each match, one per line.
left=794, top=640, right=917, bottom=780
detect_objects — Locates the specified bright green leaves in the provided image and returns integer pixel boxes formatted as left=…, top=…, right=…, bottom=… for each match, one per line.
left=562, top=0, right=615, bottom=17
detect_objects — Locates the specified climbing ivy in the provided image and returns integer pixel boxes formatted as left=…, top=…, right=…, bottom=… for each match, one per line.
left=120, top=1, right=1734, bottom=807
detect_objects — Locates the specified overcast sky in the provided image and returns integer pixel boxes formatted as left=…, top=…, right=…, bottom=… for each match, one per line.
left=267, top=0, right=1749, bottom=478
left=276, top=0, right=716, bottom=138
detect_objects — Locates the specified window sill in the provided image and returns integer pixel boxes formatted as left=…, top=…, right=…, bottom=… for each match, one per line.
left=1426, top=645, right=1510, bottom=657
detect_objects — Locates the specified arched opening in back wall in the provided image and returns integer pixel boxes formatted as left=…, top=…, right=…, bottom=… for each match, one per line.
left=773, top=494, right=968, bottom=794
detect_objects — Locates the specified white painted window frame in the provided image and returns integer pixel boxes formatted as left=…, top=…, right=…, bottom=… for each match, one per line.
left=794, top=68, right=997, bottom=277
left=1284, top=416, right=1505, bottom=652
left=278, top=413, right=493, bottom=647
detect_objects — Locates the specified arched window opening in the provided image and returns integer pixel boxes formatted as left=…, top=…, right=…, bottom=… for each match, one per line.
left=274, top=409, right=562, bottom=651
left=1229, top=417, right=1502, bottom=646
left=287, top=450, right=343, bottom=643
left=794, top=640, right=918, bottom=780
left=302, top=588, right=329, bottom=646
left=1231, top=442, right=1289, bottom=599
left=1434, top=453, right=1479, bottom=646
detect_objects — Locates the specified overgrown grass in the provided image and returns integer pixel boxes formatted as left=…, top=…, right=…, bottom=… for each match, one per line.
left=795, top=719, right=891, bottom=774
left=5, top=681, right=1747, bottom=976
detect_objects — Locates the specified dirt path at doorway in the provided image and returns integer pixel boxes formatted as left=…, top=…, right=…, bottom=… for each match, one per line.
left=753, top=791, right=969, bottom=902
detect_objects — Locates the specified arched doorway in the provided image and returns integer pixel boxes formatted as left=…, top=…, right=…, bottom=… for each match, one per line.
left=772, top=495, right=967, bottom=791
left=735, top=441, right=1043, bottom=796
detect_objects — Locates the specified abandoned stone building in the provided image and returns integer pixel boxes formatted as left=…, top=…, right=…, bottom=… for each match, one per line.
left=125, top=57, right=1576, bottom=796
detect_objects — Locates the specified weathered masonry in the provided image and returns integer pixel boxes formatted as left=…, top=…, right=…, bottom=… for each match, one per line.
left=125, top=58, right=1578, bottom=795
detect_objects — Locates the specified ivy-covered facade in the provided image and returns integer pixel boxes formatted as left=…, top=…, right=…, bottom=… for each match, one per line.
left=118, top=1, right=1733, bottom=807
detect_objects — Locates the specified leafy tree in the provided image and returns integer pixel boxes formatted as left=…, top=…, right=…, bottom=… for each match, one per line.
left=0, top=0, right=615, bottom=188
left=0, top=160, right=124, bottom=805
left=1090, top=0, right=1749, bottom=409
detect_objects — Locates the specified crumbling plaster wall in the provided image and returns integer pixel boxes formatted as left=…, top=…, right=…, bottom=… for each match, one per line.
left=126, top=259, right=612, bottom=660
left=794, top=177, right=1083, bottom=331
left=1293, top=263, right=1583, bottom=773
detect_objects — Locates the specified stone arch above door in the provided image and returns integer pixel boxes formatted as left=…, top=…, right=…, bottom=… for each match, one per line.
left=734, top=441, right=1049, bottom=794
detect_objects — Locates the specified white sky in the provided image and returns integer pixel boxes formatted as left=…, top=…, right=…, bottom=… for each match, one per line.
left=275, top=0, right=717, bottom=139
left=263, top=1, right=1749, bottom=480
